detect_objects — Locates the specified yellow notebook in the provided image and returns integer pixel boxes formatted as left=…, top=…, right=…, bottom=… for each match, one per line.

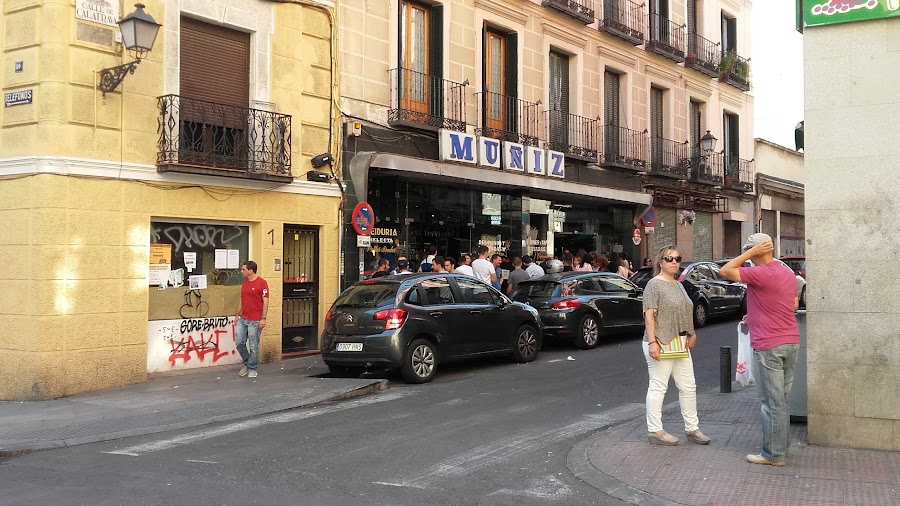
left=659, top=335, right=689, bottom=359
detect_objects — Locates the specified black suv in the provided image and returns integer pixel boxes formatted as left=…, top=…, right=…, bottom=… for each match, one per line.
left=322, top=273, right=543, bottom=383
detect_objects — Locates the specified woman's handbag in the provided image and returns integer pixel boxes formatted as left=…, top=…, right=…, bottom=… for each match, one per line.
left=658, top=335, right=689, bottom=359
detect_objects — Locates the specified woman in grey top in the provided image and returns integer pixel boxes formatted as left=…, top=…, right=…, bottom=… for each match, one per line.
left=642, top=245, right=710, bottom=446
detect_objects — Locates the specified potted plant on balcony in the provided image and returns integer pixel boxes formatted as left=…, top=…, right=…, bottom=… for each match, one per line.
left=719, top=52, right=750, bottom=85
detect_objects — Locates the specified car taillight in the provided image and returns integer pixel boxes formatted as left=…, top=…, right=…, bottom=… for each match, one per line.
left=325, top=311, right=333, bottom=322
left=373, top=308, right=407, bottom=330
left=551, top=299, right=581, bottom=310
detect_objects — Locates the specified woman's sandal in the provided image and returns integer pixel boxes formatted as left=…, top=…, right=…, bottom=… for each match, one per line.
left=647, top=431, right=679, bottom=445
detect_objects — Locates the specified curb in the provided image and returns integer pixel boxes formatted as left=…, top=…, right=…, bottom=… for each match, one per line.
left=0, top=379, right=388, bottom=457
left=567, top=426, right=683, bottom=506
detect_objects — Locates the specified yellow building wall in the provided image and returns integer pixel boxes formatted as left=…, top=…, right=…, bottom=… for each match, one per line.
left=0, top=1, right=342, bottom=400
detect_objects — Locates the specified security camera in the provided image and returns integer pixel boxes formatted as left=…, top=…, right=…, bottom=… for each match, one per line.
left=310, top=152, right=333, bottom=168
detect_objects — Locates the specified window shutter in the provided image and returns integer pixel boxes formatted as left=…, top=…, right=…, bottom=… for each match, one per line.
left=687, top=0, right=697, bottom=34
left=505, top=32, right=518, bottom=134
left=689, top=101, right=701, bottom=156
left=603, top=71, right=619, bottom=127
left=429, top=6, right=443, bottom=120
left=650, top=87, right=663, bottom=165
left=549, top=51, right=568, bottom=147
left=180, top=17, right=249, bottom=107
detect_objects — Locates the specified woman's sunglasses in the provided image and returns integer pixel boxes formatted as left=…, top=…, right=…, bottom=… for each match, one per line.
left=662, top=256, right=683, bottom=263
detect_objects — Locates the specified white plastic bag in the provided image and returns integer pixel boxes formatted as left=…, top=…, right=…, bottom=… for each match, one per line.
left=735, top=321, right=755, bottom=386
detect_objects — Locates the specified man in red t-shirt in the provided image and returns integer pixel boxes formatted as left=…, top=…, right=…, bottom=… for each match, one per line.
left=720, top=233, right=800, bottom=467
left=235, top=260, right=269, bottom=378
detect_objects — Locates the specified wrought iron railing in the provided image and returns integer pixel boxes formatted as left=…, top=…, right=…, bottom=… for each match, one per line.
left=724, top=156, right=754, bottom=192
left=158, top=94, right=292, bottom=177
left=388, top=68, right=467, bottom=132
left=719, top=50, right=751, bottom=90
left=541, top=0, right=595, bottom=24
left=601, top=125, right=647, bottom=170
left=599, top=0, right=644, bottom=45
left=475, top=92, right=542, bottom=146
left=684, top=148, right=724, bottom=185
left=686, top=33, right=720, bottom=77
left=546, top=111, right=599, bottom=161
left=649, top=136, right=689, bottom=178
left=647, top=13, right=685, bottom=62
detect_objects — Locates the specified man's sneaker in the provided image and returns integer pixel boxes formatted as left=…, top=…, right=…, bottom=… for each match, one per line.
left=238, top=365, right=249, bottom=377
left=746, top=454, right=785, bottom=467
left=248, top=369, right=258, bottom=378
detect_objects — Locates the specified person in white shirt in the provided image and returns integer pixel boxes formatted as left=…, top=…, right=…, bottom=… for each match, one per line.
left=471, top=245, right=496, bottom=285
left=395, top=259, right=413, bottom=275
left=523, top=255, right=545, bottom=278
left=455, top=253, right=474, bottom=276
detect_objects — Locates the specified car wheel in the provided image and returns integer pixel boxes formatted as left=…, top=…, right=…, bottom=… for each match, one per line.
left=511, top=324, right=539, bottom=363
left=400, top=339, right=437, bottom=384
left=693, top=301, right=708, bottom=328
left=574, top=314, right=600, bottom=350
left=328, top=365, right=364, bottom=378
left=800, top=287, right=807, bottom=308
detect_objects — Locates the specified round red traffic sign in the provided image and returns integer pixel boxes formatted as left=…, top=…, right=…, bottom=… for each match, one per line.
left=632, top=228, right=642, bottom=246
left=640, top=207, right=658, bottom=227
left=352, top=202, right=375, bottom=236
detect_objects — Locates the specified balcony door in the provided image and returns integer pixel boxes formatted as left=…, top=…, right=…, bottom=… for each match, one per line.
left=548, top=50, right=569, bottom=150
left=650, top=0, right=670, bottom=44
left=483, top=29, right=517, bottom=136
left=723, top=112, right=740, bottom=176
left=603, top=70, right=621, bottom=156
left=179, top=17, right=250, bottom=169
left=400, top=1, right=430, bottom=116
left=650, top=87, right=664, bottom=168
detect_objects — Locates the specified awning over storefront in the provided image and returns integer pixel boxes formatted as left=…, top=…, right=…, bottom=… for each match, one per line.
left=350, top=152, right=652, bottom=209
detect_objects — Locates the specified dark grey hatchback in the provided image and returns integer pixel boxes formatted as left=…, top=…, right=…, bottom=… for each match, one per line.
left=321, top=273, right=543, bottom=383
left=512, top=272, right=645, bottom=349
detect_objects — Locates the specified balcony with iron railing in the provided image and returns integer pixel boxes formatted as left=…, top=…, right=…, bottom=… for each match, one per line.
left=719, top=50, right=751, bottom=91
left=724, top=156, right=754, bottom=192
left=600, top=125, right=647, bottom=171
left=157, top=94, right=292, bottom=183
left=648, top=136, right=689, bottom=179
left=388, top=68, right=467, bottom=132
left=683, top=148, right=724, bottom=186
left=599, top=0, right=644, bottom=46
left=475, top=92, right=542, bottom=146
left=541, top=0, right=595, bottom=24
left=646, top=13, right=685, bottom=62
left=546, top=111, right=599, bottom=162
left=685, top=33, right=720, bottom=78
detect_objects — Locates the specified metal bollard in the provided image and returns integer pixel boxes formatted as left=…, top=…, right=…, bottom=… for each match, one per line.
left=720, top=346, right=732, bottom=393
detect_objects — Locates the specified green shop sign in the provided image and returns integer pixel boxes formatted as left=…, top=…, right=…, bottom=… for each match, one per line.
left=800, top=0, right=900, bottom=28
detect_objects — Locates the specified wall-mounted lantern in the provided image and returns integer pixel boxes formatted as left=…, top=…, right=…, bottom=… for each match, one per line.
left=699, top=130, right=717, bottom=153
left=97, top=3, right=161, bottom=96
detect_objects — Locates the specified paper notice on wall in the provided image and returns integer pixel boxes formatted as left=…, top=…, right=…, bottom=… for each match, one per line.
left=215, top=249, right=227, bottom=269
left=227, top=249, right=240, bottom=269
left=149, top=263, right=170, bottom=286
left=183, top=252, right=197, bottom=272
left=150, top=244, right=172, bottom=265
left=170, top=268, right=185, bottom=288
left=188, top=275, right=208, bottom=290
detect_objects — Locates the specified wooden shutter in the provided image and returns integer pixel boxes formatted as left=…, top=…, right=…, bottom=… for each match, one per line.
left=689, top=100, right=701, bottom=156
left=180, top=17, right=249, bottom=107
left=549, top=51, right=569, bottom=147
left=429, top=5, right=443, bottom=119
left=603, top=71, right=619, bottom=127
left=650, top=87, right=663, bottom=165
left=687, top=0, right=697, bottom=34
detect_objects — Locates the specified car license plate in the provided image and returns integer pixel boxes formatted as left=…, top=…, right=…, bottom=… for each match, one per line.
left=336, top=342, right=363, bottom=352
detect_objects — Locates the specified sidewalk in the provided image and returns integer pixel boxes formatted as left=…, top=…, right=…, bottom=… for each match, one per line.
left=569, top=385, right=899, bottom=506
left=0, top=355, right=386, bottom=455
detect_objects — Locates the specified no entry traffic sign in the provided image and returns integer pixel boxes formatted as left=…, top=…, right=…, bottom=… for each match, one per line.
left=352, top=202, right=374, bottom=236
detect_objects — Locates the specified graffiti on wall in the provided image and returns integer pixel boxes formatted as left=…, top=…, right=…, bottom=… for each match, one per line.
left=147, top=317, right=242, bottom=372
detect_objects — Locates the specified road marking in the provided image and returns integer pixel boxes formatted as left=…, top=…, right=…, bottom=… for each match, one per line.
left=102, top=391, right=412, bottom=457
left=373, top=402, right=647, bottom=489
left=546, top=359, right=563, bottom=363
left=488, top=475, right=574, bottom=501
left=185, top=459, right=219, bottom=464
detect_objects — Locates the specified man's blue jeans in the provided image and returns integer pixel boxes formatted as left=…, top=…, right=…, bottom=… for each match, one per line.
left=753, top=344, right=799, bottom=462
left=235, top=318, right=261, bottom=371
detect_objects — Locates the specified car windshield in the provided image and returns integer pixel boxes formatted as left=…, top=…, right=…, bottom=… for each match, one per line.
left=333, top=284, right=399, bottom=308
left=630, top=269, right=653, bottom=286
left=783, top=259, right=805, bottom=271
left=513, top=281, right=559, bottom=298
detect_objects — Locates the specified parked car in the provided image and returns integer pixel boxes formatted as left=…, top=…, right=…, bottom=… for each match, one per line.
left=715, top=258, right=807, bottom=308
left=321, top=273, right=543, bottom=383
left=511, top=272, right=645, bottom=349
left=631, top=261, right=746, bottom=327
left=780, top=256, right=806, bottom=279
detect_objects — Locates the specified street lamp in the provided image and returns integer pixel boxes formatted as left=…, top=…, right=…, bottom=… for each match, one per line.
left=97, top=3, right=161, bottom=96
left=699, top=130, right=717, bottom=152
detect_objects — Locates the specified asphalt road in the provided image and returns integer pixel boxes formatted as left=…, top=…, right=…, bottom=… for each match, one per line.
left=1, top=317, right=744, bottom=505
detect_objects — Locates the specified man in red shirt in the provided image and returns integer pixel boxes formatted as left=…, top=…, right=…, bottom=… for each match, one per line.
left=235, top=261, right=269, bottom=378
left=720, top=233, right=800, bottom=467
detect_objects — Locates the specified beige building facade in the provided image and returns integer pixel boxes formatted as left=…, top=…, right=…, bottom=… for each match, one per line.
left=753, top=138, right=804, bottom=259
left=804, top=18, right=900, bottom=451
left=338, top=0, right=756, bottom=282
left=0, top=0, right=342, bottom=399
